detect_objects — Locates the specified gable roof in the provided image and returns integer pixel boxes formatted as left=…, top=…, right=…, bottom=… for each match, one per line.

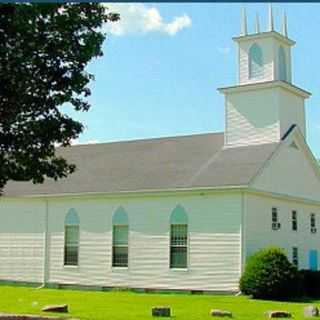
left=3, top=132, right=279, bottom=197
left=249, top=125, right=320, bottom=202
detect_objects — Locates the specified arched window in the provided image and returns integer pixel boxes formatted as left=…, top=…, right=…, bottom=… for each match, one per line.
left=64, top=209, right=80, bottom=266
left=170, top=205, right=188, bottom=269
left=112, top=207, right=129, bottom=267
left=278, top=46, right=287, bottom=81
left=249, top=43, right=263, bottom=79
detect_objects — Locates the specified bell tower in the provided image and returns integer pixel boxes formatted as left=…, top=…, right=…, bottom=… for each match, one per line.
left=237, top=7, right=293, bottom=85
left=219, top=7, right=311, bottom=147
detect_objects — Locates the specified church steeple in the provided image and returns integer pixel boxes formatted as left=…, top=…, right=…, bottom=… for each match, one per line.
left=218, top=8, right=311, bottom=148
left=234, top=7, right=295, bottom=85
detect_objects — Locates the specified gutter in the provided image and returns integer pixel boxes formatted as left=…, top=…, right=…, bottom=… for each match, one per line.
left=3, top=185, right=246, bottom=200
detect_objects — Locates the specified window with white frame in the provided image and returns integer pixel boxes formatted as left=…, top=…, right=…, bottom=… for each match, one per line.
left=170, top=205, right=188, bottom=269
left=292, top=247, right=299, bottom=268
left=272, top=207, right=280, bottom=230
left=64, top=209, right=80, bottom=266
left=278, top=46, right=287, bottom=81
left=249, top=43, right=264, bottom=79
left=292, top=210, right=298, bottom=231
left=112, top=207, right=129, bottom=267
left=311, top=213, right=317, bottom=233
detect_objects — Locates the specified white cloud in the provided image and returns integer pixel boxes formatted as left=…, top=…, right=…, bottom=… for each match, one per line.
left=70, top=138, right=80, bottom=146
left=217, top=46, right=231, bottom=55
left=86, top=139, right=99, bottom=144
left=69, top=139, right=99, bottom=146
left=104, top=3, right=191, bottom=36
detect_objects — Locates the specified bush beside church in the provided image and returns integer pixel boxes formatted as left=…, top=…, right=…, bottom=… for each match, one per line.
left=240, top=247, right=301, bottom=300
left=240, top=247, right=320, bottom=300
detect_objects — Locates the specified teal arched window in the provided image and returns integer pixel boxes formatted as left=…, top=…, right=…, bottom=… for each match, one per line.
left=112, top=207, right=129, bottom=267
left=170, top=205, right=188, bottom=269
left=249, top=43, right=263, bottom=79
left=64, top=209, right=80, bottom=266
left=278, top=46, right=287, bottom=81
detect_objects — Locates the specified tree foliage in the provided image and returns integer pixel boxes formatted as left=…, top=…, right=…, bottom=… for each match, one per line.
left=240, top=247, right=301, bottom=300
left=0, top=3, right=119, bottom=189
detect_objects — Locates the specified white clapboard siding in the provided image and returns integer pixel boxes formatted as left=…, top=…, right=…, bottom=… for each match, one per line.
left=251, top=136, right=320, bottom=202
left=225, top=88, right=280, bottom=147
left=245, top=193, right=320, bottom=270
left=0, top=199, right=45, bottom=282
left=238, top=38, right=275, bottom=85
left=46, top=192, right=242, bottom=291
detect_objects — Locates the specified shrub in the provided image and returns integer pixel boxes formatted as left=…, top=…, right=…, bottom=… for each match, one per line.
left=240, top=247, right=302, bottom=300
left=300, top=270, right=320, bottom=297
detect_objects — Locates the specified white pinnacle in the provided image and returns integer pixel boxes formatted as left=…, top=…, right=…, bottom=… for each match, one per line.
left=255, top=13, right=260, bottom=33
left=282, top=12, right=288, bottom=37
left=268, top=4, right=274, bottom=31
left=241, top=8, right=248, bottom=36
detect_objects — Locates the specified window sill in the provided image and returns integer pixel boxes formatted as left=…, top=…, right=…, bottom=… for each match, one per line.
left=63, top=265, right=79, bottom=270
left=170, top=268, right=189, bottom=272
left=112, top=266, right=129, bottom=271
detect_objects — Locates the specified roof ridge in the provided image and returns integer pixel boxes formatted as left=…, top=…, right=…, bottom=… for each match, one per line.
left=59, top=132, right=224, bottom=149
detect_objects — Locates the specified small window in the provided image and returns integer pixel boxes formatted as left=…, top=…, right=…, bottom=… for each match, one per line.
left=311, top=213, right=317, bottom=233
left=170, top=205, right=188, bottom=269
left=309, top=250, right=318, bottom=271
left=64, top=209, right=80, bottom=266
left=249, top=43, right=264, bottom=79
left=113, top=225, right=128, bottom=267
left=292, top=211, right=297, bottom=231
left=272, top=207, right=280, bottom=230
left=170, top=224, right=188, bottom=268
left=278, top=46, right=287, bottom=81
left=290, top=141, right=299, bottom=150
left=112, top=207, right=129, bottom=267
left=292, top=247, right=299, bottom=268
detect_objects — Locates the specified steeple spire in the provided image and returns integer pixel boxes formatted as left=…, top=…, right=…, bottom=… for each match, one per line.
left=240, top=8, right=247, bottom=36
left=282, top=12, right=288, bottom=37
left=268, top=4, right=274, bottom=31
left=255, top=13, right=260, bottom=33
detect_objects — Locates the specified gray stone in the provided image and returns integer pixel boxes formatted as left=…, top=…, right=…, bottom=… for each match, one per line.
left=152, top=307, right=171, bottom=317
left=266, top=311, right=291, bottom=318
left=41, top=305, right=68, bottom=313
left=304, top=306, right=319, bottom=317
left=210, top=309, right=232, bottom=317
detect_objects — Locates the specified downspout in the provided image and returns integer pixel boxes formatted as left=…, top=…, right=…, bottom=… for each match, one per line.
left=241, top=191, right=247, bottom=273
left=236, top=191, right=246, bottom=296
left=40, top=199, right=49, bottom=288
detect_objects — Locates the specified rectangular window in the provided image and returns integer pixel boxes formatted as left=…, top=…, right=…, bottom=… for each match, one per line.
left=272, top=207, right=280, bottom=230
left=64, top=225, right=79, bottom=266
left=309, top=250, right=318, bottom=271
left=170, top=224, right=188, bottom=268
left=292, top=210, right=297, bottom=231
left=112, top=225, right=128, bottom=267
left=311, top=213, right=317, bottom=233
left=292, top=247, right=298, bottom=268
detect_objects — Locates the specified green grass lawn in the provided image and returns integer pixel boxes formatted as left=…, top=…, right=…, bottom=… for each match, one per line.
left=0, top=285, right=317, bottom=320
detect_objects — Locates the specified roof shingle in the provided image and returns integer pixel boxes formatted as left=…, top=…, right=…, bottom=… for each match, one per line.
left=3, top=132, right=278, bottom=197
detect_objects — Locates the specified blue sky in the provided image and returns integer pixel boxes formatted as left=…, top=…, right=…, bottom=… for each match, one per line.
left=67, top=3, right=320, bottom=158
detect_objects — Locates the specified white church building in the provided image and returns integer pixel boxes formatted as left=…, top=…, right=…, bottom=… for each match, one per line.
left=1, top=10, right=320, bottom=293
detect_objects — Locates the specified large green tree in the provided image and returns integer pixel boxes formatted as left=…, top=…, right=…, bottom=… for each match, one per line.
left=0, top=3, right=119, bottom=190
